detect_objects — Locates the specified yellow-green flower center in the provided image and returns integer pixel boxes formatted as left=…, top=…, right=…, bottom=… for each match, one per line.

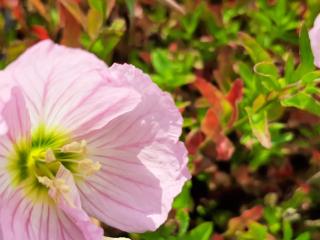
left=6, top=125, right=100, bottom=202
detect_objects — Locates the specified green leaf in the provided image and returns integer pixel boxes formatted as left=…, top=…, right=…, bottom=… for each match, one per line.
left=283, top=220, right=293, bottom=240
left=173, top=181, right=193, bottom=209
left=295, top=232, right=311, bottom=240
left=284, top=53, right=295, bottom=84
left=299, top=24, right=314, bottom=71
left=87, top=8, right=103, bottom=40
left=246, top=108, right=272, bottom=148
left=254, top=61, right=280, bottom=90
left=264, top=206, right=281, bottom=234
left=294, top=24, right=315, bottom=81
left=238, top=32, right=272, bottom=63
left=238, top=222, right=268, bottom=240
left=88, top=0, right=105, bottom=15
left=151, top=49, right=196, bottom=90
left=281, top=92, right=320, bottom=117
left=300, top=71, right=320, bottom=85
left=186, top=222, right=213, bottom=240
left=181, top=3, right=204, bottom=38
left=275, top=0, right=286, bottom=19
left=95, top=18, right=126, bottom=60
left=247, top=222, right=268, bottom=239
left=125, top=0, right=135, bottom=17
left=151, top=49, right=172, bottom=75
left=236, top=61, right=254, bottom=90
left=176, top=209, right=190, bottom=236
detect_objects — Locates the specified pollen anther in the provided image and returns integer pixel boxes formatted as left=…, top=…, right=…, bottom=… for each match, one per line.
left=61, top=140, right=87, bottom=154
left=45, top=149, right=56, bottom=162
left=77, top=159, right=101, bottom=177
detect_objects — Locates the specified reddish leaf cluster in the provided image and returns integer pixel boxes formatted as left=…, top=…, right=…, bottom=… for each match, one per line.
left=193, top=76, right=243, bottom=160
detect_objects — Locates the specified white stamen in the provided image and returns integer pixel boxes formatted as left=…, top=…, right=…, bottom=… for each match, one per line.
left=45, top=149, right=56, bottom=162
left=37, top=176, right=53, bottom=188
left=61, top=140, right=87, bottom=154
left=37, top=176, right=74, bottom=207
left=78, top=159, right=101, bottom=177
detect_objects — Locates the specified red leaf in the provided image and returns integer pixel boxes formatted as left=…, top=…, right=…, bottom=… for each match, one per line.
left=58, top=2, right=82, bottom=47
left=32, top=25, right=49, bottom=40
left=215, top=136, right=234, bottom=161
left=202, top=109, right=234, bottom=160
left=212, top=234, right=224, bottom=240
left=139, top=51, right=151, bottom=64
left=185, top=130, right=205, bottom=155
left=226, top=79, right=243, bottom=104
left=201, top=108, right=221, bottom=139
left=0, top=0, right=18, bottom=8
left=194, top=76, right=225, bottom=115
left=226, top=79, right=243, bottom=127
left=241, top=205, right=264, bottom=221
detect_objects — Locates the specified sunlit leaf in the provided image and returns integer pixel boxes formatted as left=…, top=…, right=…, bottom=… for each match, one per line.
left=238, top=32, right=272, bottom=63
left=87, top=8, right=103, bottom=40
left=246, top=108, right=272, bottom=148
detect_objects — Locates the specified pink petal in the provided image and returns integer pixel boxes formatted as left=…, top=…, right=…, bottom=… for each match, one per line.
left=101, top=63, right=183, bottom=142
left=3, top=40, right=141, bottom=135
left=0, top=168, right=103, bottom=240
left=309, top=14, right=320, bottom=68
left=0, top=146, right=12, bottom=202
left=51, top=166, right=104, bottom=240
left=0, top=71, right=16, bottom=136
left=2, top=87, right=30, bottom=142
left=77, top=64, right=190, bottom=232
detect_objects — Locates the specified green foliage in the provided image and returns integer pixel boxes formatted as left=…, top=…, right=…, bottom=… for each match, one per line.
left=150, top=49, right=199, bottom=90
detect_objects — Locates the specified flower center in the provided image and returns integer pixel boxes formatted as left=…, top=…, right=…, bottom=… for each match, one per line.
left=7, top=125, right=100, bottom=201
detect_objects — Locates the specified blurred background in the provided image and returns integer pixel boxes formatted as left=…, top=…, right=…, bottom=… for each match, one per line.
left=2, top=0, right=320, bottom=239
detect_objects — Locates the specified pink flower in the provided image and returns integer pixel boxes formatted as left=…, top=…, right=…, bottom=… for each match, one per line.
left=309, top=14, right=320, bottom=68
left=0, top=40, right=190, bottom=239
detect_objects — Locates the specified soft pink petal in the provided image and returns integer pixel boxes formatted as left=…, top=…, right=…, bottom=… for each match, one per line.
left=0, top=71, right=16, bottom=136
left=104, top=238, right=130, bottom=240
left=3, top=40, right=141, bottom=135
left=2, top=87, right=30, bottom=142
left=77, top=64, right=190, bottom=232
left=51, top=166, right=103, bottom=240
left=309, top=14, right=320, bottom=68
left=101, top=63, right=183, bottom=142
left=0, top=141, right=12, bottom=203
left=0, top=167, right=103, bottom=240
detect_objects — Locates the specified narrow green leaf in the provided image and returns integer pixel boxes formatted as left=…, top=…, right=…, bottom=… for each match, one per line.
left=87, top=8, right=103, bottom=39
left=246, top=108, right=272, bottom=148
left=284, top=53, right=295, bottom=83
left=283, top=220, right=293, bottom=240
left=299, top=24, right=314, bottom=71
left=237, top=61, right=254, bottom=89
left=238, top=32, right=272, bottom=63
left=125, top=0, right=135, bottom=17
left=293, top=24, right=315, bottom=81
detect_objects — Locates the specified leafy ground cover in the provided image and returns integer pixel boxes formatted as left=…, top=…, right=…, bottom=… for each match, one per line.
left=1, top=0, right=320, bottom=239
